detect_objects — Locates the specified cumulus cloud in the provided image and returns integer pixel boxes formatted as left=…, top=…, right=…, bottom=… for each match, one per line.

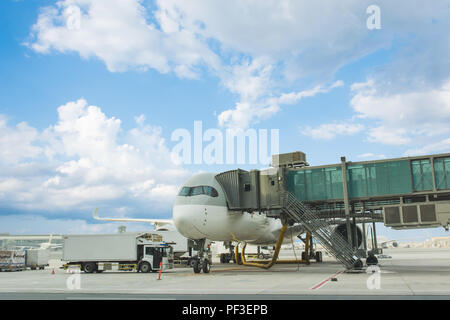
left=0, top=116, right=42, bottom=163
left=0, top=99, right=189, bottom=218
left=29, top=0, right=219, bottom=77
left=27, top=0, right=439, bottom=130
left=25, top=1, right=450, bottom=152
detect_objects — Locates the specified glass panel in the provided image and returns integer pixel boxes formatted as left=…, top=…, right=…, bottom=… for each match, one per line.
left=434, top=157, right=450, bottom=190
left=348, top=165, right=367, bottom=198
left=421, top=160, right=433, bottom=190
left=412, top=159, right=433, bottom=191
left=190, top=186, right=204, bottom=196
left=388, top=160, right=412, bottom=194
left=434, top=158, right=445, bottom=189
left=178, top=187, right=191, bottom=196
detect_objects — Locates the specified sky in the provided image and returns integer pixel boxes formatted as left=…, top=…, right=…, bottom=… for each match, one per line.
left=1, top=0, right=450, bottom=240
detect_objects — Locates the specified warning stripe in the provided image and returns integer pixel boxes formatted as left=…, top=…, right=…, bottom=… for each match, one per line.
left=310, top=270, right=344, bottom=290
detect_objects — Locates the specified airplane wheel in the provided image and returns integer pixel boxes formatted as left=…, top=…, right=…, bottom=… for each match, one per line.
left=353, top=259, right=363, bottom=269
left=366, top=255, right=378, bottom=266
left=193, top=260, right=201, bottom=273
left=202, top=260, right=210, bottom=273
left=315, top=251, right=323, bottom=263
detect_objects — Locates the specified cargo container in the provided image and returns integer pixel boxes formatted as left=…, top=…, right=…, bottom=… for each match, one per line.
left=62, top=233, right=174, bottom=273
left=0, top=250, right=25, bottom=271
left=25, top=248, right=50, bottom=270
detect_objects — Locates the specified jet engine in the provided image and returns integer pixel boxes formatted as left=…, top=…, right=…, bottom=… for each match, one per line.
left=332, top=223, right=363, bottom=248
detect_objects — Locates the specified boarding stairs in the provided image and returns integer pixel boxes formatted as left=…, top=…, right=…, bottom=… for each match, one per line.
left=281, top=191, right=361, bottom=269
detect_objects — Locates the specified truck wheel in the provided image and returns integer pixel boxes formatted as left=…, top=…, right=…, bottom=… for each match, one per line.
left=83, top=262, right=97, bottom=273
left=202, top=260, right=211, bottom=273
left=139, top=262, right=151, bottom=273
left=192, top=259, right=201, bottom=273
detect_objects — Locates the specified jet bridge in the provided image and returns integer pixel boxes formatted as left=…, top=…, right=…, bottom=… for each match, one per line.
left=215, top=151, right=450, bottom=269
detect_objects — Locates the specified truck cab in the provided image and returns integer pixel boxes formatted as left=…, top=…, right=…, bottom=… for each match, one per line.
left=138, top=243, right=174, bottom=273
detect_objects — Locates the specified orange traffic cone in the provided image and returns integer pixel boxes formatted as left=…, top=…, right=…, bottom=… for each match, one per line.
left=51, top=268, right=55, bottom=275
left=157, top=262, right=162, bottom=280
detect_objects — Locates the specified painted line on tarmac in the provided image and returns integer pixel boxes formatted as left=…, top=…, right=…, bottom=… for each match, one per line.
left=310, top=270, right=344, bottom=290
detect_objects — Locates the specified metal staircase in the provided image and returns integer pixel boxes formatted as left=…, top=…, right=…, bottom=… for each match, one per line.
left=282, top=191, right=362, bottom=269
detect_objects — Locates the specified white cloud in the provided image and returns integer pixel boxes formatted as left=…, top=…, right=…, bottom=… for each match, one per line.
left=218, top=80, right=344, bottom=129
left=357, top=153, right=386, bottom=159
left=0, top=99, right=189, bottom=216
left=0, top=116, right=42, bottom=163
left=301, top=122, right=364, bottom=140
left=28, top=1, right=450, bottom=133
left=404, top=138, right=450, bottom=157
left=351, top=79, right=450, bottom=145
left=29, top=0, right=219, bottom=77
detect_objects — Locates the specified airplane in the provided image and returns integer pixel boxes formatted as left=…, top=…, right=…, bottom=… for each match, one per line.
left=12, top=234, right=62, bottom=251
left=172, top=172, right=305, bottom=273
left=92, top=208, right=174, bottom=231
left=93, top=172, right=306, bottom=274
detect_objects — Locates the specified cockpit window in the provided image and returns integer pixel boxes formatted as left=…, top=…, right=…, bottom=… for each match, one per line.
left=203, top=186, right=219, bottom=197
left=190, top=186, right=204, bottom=196
left=178, top=187, right=191, bottom=196
left=177, top=185, right=219, bottom=197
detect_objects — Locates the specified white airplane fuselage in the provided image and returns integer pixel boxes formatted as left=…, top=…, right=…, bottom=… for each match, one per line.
left=173, top=173, right=303, bottom=245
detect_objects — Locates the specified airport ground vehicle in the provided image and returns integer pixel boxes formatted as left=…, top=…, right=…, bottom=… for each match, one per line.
left=25, top=248, right=50, bottom=270
left=62, top=233, right=174, bottom=273
left=0, top=250, right=25, bottom=271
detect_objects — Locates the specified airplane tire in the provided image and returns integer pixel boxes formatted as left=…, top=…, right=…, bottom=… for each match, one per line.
left=193, top=260, right=201, bottom=273
left=366, top=255, right=378, bottom=266
left=202, top=260, right=211, bottom=273
left=315, top=251, right=323, bottom=263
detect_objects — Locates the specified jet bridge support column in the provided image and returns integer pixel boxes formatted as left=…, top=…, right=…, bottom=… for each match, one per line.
left=341, top=157, right=353, bottom=247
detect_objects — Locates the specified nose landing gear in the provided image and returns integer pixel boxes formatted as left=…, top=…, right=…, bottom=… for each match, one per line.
left=191, top=238, right=212, bottom=274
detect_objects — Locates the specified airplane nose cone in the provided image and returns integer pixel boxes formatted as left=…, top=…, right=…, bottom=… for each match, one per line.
left=173, top=204, right=205, bottom=239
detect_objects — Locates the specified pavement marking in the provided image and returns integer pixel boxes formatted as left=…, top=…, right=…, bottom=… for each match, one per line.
left=310, top=270, right=344, bottom=290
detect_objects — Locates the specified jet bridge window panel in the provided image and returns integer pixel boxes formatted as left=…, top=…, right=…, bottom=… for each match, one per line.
left=412, top=159, right=434, bottom=192
left=434, top=157, right=450, bottom=190
left=286, top=166, right=343, bottom=201
left=387, top=160, right=413, bottom=195
left=347, top=160, right=412, bottom=198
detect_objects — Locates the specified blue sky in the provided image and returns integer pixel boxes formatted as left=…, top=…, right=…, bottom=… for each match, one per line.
left=1, top=0, right=450, bottom=240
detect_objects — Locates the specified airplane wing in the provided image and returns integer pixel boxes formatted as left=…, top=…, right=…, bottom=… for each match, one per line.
left=92, top=208, right=174, bottom=229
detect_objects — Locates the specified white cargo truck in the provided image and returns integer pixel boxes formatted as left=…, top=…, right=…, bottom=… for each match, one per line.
left=62, top=233, right=174, bottom=273
left=25, top=248, right=50, bottom=270
left=0, top=250, right=26, bottom=271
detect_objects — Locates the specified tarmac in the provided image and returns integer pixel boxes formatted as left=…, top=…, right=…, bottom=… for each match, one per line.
left=1, top=247, right=449, bottom=299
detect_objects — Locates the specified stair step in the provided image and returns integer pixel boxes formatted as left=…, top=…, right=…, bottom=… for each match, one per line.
left=282, top=192, right=360, bottom=269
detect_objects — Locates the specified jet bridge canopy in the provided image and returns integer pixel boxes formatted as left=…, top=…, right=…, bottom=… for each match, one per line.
left=215, top=152, right=450, bottom=230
